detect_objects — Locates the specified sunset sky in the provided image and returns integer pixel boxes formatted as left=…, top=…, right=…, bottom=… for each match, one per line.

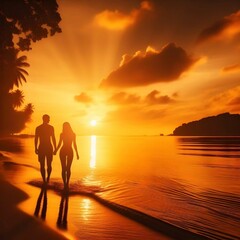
left=21, top=0, right=240, bottom=136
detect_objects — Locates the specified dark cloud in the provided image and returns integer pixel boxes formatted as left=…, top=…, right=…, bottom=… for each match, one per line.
left=100, top=43, right=199, bottom=88
left=227, top=96, right=240, bottom=106
left=197, top=10, right=240, bottom=44
left=107, top=90, right=176, bottom=106
left=222, top=64, right=240, bottom=73
left=74, top=92, right=93, bottom=104
left=172, top=92, right=179, bottom=98
left=145, top=90, right=175, bottom=105
left=228, top=95, right=240, bottom=112
left=207, top=86, right=240, bottom=113
left=108, top=91, right=141, bottom=105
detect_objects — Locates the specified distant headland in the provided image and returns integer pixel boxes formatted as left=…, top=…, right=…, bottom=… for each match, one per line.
left=173, top=112, right=240, bottom=136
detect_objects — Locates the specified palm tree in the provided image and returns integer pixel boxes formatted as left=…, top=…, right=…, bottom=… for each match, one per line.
left=0, top=48, right=33, bottom=135
left=1, top=48, right=30, bottom=91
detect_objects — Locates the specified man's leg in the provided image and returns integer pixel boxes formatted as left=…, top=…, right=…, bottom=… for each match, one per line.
left=46, top=154, right=53, bottom=182
left=38, top=154, right=46, bottom=182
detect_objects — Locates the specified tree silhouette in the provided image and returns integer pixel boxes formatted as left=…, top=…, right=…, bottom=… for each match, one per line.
left=0, top=48, right=29, bottom=92
left=0, top=0, right=61, bottom=51
left=0, top=0, right=61, bottom=135
left=0, top=49, right=33, bottom=135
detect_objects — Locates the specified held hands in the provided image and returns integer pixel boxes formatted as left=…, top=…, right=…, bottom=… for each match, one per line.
left=53, top=149, right=57, bottom=155
left=35, top=149, right=38, bottom=155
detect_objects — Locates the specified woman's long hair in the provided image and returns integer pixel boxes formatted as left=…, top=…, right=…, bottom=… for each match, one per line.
left=62, top=122, right=74, bottom=137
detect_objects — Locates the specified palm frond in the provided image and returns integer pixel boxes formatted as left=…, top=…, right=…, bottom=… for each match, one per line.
left=18, top=68, right=29, bottom=75
left=10, top=89, right=25, bottom=108
left=24, top=103, right=34, bottom=114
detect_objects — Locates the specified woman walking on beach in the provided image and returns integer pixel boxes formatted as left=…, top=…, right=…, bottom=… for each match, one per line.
left=54, top=122, right=79, bottom=188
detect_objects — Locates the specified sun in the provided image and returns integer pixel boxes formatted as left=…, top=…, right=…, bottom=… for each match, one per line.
left=90, top=119, right=97, bottom=127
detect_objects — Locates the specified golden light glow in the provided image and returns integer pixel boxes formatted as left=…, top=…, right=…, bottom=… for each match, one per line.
left=20, top=1, right=240, bottom=136
left=90, top=119, right=97, bottom=126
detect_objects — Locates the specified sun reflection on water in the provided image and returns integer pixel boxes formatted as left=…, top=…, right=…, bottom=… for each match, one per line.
left=81, top=198, right=91, bottom=221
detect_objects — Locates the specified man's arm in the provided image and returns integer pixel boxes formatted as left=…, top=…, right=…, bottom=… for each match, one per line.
left=34, top=128, right=39, bottom=154
left=52, top=127, right=57, bottom=153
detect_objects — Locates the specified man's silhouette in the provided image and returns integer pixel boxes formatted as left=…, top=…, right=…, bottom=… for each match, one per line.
left=35, top=114, right=56, bottom=183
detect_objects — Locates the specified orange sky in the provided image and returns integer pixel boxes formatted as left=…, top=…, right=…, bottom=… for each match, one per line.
left=21, top=0, right=240, bottom=136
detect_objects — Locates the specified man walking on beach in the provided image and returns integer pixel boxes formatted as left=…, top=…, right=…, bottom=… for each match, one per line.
left=35, top=114, right=56, bottom=183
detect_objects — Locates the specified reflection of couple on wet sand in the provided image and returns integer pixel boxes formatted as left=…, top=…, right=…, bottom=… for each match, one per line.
left=34, top=114, right=79, bottom=188
left=34, top=185, right=69, bottom=230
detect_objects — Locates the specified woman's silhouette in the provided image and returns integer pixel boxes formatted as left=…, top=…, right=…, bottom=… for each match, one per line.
left=55, top=122, right=79, bottom=188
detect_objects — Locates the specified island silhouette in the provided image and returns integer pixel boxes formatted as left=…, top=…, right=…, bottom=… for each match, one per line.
left=173, top=112, right=240, bottom=136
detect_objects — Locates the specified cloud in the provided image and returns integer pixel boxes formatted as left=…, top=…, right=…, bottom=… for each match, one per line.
left=226, top=87, right=240, bottom=111
left=74, top=92, right=93, bottom=104
left=145, top=90, right=175, bottom=105
left=104, top=89, right=177, bottom=125
left=228, top=96, right=240, bottom=106
left=108, top=92, right=141, bottom=105
left=107, top=90, right=177, bottom=106
left=94, top=1, right=152, bottom=31
left=100, top=43, right=199, bottom=88
left=105, top=106, right=167, bottom=124
left=222, top=64, right=240, bottom=73
left=208, top=86, right=240, bottom=112
left=197, top=10, right=240, bottom=44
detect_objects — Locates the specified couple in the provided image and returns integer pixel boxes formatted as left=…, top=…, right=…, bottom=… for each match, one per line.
left=34, top=114, right=79, bottom=188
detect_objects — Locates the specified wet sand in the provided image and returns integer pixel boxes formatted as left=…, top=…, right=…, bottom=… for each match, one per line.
left=18, top=181, right=170, bottom=240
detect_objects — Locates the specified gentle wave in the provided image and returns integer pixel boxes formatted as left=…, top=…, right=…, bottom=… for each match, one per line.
left=179, top=152, right=240, bottom=158
left=177, top=137, right=240, bottom=159
left=149, top=178, right=240, bottom=240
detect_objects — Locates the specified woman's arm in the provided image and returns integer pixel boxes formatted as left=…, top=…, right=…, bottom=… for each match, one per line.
left=73, top=135, right=79, bottom=159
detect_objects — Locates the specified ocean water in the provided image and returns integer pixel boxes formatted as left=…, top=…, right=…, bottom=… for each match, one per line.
left=0, top=136, right=240, bottom=239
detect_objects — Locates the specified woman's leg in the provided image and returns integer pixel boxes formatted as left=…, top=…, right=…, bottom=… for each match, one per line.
left=66, top=150, right=73, bottom=186
left=60, top=152, right=67, bottom=186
